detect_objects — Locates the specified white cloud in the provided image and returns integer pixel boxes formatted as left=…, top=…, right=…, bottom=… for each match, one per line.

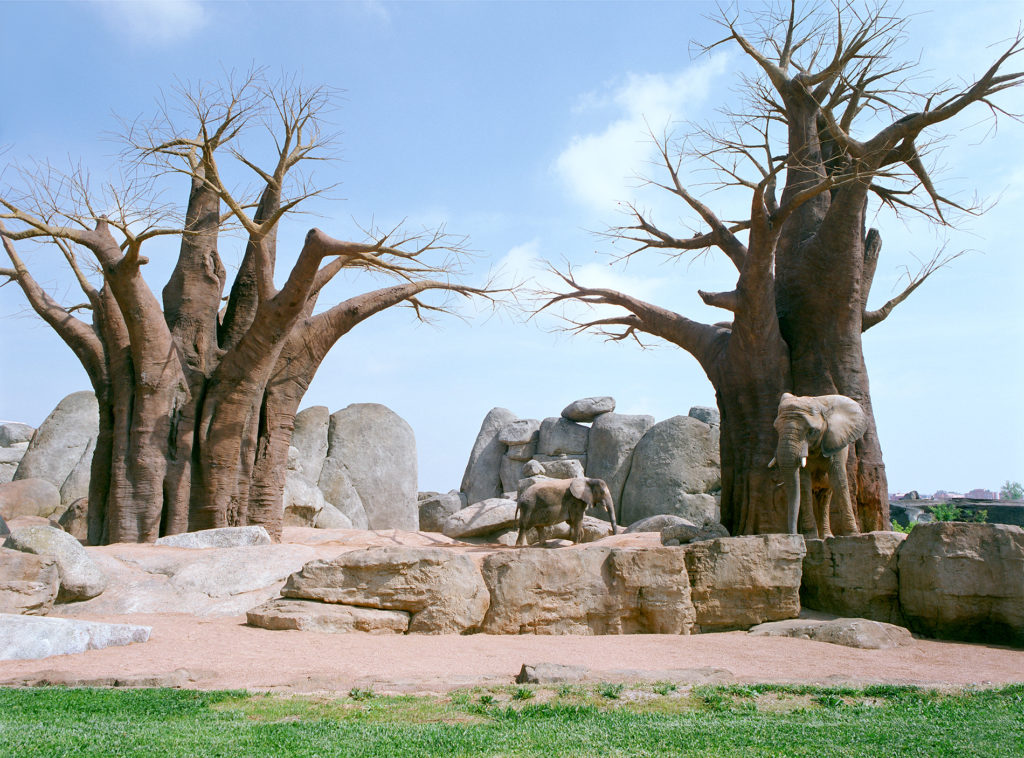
left=554, top=53, right=732, bottom=212
left=94, top=1, right=209, bottom=46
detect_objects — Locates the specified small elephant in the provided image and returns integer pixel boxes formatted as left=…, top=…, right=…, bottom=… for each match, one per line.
left=769, top=392, right=868, bottom=539
left=515, top=477, right=617, bottom=547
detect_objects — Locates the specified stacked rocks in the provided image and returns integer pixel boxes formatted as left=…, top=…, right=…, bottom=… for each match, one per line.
left=456, top=397, right=722, bottom=528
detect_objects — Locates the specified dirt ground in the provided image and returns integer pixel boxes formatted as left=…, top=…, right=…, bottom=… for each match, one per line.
left=2, top=528, right=1022, bottom=694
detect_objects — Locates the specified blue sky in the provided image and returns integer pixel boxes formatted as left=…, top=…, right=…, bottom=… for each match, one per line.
left=1, top=1, right=1022, bottom=496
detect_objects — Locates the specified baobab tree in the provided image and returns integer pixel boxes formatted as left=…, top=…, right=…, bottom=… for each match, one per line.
left=542, top=3, right=1023, bottom=535
left=1, top=74, right=490, bottom=544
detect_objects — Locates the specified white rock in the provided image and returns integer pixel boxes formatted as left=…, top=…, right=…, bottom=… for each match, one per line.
left=155, top=526, right=271, bottom=549
left=0, top=613, right=150, bottom=661
left=3, top=525, right=107, bottom=602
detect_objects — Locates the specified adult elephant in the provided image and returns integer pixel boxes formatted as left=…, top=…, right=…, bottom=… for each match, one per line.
left=515, top=477, right=617, bottom=547
left=770, top=393, right=868, bottom=539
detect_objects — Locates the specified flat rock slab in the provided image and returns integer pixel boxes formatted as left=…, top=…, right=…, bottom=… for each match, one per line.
left=561, top=396, right=616, bottom=422
left=247, top=597, right=410, bottom=634
left=516, top=662, right=732, bottom=685
left=442, top=498, right=518, bottom=538
left=155, top=526, right=271, bottom=549
left=748, top=617, right=914, bottom=649
left=0, top=613, right=150, bottom=661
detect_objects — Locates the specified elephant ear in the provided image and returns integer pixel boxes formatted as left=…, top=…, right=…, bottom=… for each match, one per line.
left=821, top=395, right=868, bottom=456
left=569, top=477, right=592, bottom=504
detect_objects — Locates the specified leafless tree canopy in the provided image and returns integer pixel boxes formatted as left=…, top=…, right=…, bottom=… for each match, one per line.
left=538, top=2, right=1022, bottom=534
left=1, top=70, right=496, bottom=543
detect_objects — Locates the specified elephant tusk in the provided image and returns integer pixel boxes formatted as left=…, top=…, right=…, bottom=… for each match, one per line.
left=800, top=457, right=807, bottom=468
left=767, top=457, right=776, bottom=469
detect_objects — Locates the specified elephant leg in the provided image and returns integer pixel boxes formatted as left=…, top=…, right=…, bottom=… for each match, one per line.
left=515, top=502, right=531, bottom=547
left=799, top=468, right=817, bottom=538
left=816, top=488, right=834, bottom=539
left=569, top=516, right=584, bottom=544
left=827, top=448, right=860, bottom=535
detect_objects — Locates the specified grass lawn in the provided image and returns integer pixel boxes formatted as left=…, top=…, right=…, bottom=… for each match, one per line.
left=0, top=683, right=1021, bottom=757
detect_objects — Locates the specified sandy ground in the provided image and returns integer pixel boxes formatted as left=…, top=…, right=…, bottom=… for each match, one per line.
left=2, top=613, right=1023, bottom=694
left=1, top=528, right=1022, bottom=694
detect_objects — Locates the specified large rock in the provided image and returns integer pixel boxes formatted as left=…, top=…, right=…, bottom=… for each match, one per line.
left=246, top=598, right=409, bottom=634
left=316, top=458, right=369, bottom=530
left=748, top=617, right=913, bottom=649
left=3, top=526, right=107, bottom=602
left=58, top=437, right=94, bottom=510
left=0, top=422, right=35, bottom=447
left=291, top=406, right=330, bottom=483
left=626, top=514, right=695, bottom=534
left=498, top=419, right=541, bottom=446
left=585, top=413, right=655, bottom=519
left=313, top=503, right=353, bottom=530
left=442, top=498, right=518, bottom=538
left=57, top=498, right=89, bottom=543
left=283, top=473, right=328, bottom=527
left=534, top=457, right=585, bottom=480
left=461, top=408, right=517, bottom=505
left=687, top=406, right=720, bottom=426
left=620, top=416, right=721, bottom=525
left=499, top=456, right=527, bottom=494
left=0, top=445, right=27, bottom=485
left=682, top=535, right=805, bottom=632
left=898, top=522, right=1024, bottom=646
left=0, top=478, right=62, bottom=521
left=801, top=532, right=906, bottom=624
left=561, top=396, right=615, bottom=422
left=537, top=417, right=589, bottom=456
left=322, top=404, right=418, bottom=530
left=283, top=547, right=489, bottom=634
left=155, top=526, right=271, bottom=549
left=0, top=547, right=59, bottom=615
left=480, top=547, right=695, bottom=635
left=14, top=391, right=98, bottom=490
left=0, top=614, right=150, bottom=661
left=60, top=543, right=317, bottom=618
left=418, top=492, right=464, bottom=532
left=662, top=520, right=730, bottom=545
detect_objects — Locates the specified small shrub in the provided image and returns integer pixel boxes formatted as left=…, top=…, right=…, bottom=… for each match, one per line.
left=479, top=694, right=495, bottom=706
left=815, top=693, right=845, bottom=708
left=348, top=687, right=375, bottom=701
left=930, top=503, right=963, bottom=522
left=890, top=520, right=914, bottom=534
left=512, top=687, right=534, bottom=701
left=599, top=683, right=625, bottom=700
left=652, top=682, right=678, bottom=696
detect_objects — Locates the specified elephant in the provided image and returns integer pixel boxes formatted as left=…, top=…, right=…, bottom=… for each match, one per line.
left=769, top=393, right=868, bottom=539
left=515, top=477, right=617, bottom=547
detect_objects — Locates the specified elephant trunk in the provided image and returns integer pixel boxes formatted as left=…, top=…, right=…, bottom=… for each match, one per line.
left=607, top=497, right=618, bottom=535
left=774, top=426, right=809, bottom=535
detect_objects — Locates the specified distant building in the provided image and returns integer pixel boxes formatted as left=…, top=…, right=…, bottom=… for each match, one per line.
left=965, top=488, right=997, bottom=500
left=933, top=490, right=965, bottom=501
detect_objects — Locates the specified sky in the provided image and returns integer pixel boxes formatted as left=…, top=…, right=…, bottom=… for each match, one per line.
left=1, top=0, right=1022, bottom=497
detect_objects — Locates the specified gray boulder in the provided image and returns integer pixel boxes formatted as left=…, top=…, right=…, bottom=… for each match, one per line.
left=0, top=514, right=7, bottom=537
left=461, top=408, right=517, bottom=505
left=246, top=597, right=409, bottom=634
left=0, top=614, right=150, bottom=661
left=283, top=547, right=490, bottom=634
left=561, top=396, right=615, bottom=422
left=0, top=445, right=28, bottom=485
left=688, top=406, right=720, bottom=426
left=0, top=547, right=59, bottom=615
left=661, top=519, right=730, bottom=545
left=498, top=419, right=541, bottom=446
left=317, top=458, right=369, bottom=530
left=155, top=526, right=272, bottom=549
left=585, top=413, right=655, bottom=518
left=313, top=503, right=353, bottom=529
left=620, top=416, right=721, bottom=525
left=283, top=473, right=328, bottom=527
left=0, top=478, right=62, bottom=521
left=626, top=514, right=695, bottom=534
left=535, top=458, right=585, bottom=480
left=14, top=391, right=98, bottom=490
left=322, top=404, right=417, bottom=530
left=418, top=492, right=463, bottom=532
left=537, top=417, right=589, bottom=456
left=0, top=422, right=35, bottom=447
left=442, top=498, right=518, bottom=538
left=748, top=617, right=913, bottom=649
left=3, top=525, right=107, bottom=602
left=499, top=456, right=527, bottom=494
left=291, top=406, right=330, bottom=483
left=58, top=437, right=94, bottom=510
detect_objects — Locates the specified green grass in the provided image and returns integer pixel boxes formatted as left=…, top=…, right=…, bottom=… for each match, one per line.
left=0, top=683, right=1022, bottom=757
